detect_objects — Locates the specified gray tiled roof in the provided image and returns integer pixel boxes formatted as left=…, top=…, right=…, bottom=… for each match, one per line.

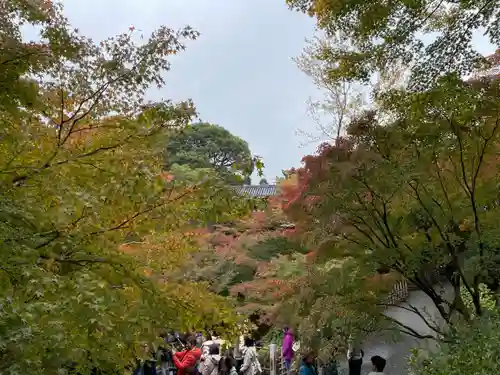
left=230, top=185, right=278, bottom=198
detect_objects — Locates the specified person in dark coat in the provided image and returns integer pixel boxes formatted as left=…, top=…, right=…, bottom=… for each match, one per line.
left=347, top=338, right=363, bottom=375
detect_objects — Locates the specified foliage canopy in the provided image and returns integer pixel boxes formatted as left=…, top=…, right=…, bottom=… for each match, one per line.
left=0, top=1, right=248, bottom=374
left=281, top=0, right=500, bottom=362
left=410, top=310, right=500, bottom=375
left=286, top=0, right=499, bottom=88
left=165, top=122, right=262, bottom=185
left=177, top=197, right=309, bottom=322
left=278, top=73, right=500, bottom=351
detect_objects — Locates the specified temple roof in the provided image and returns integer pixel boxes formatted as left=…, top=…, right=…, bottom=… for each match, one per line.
left=230, top=184, right=278, bottom=198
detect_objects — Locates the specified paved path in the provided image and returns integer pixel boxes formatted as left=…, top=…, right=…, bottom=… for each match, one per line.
left=336, top=283, right=452, bottom=375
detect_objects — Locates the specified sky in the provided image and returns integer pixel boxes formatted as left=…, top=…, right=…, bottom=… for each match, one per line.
left=58, top=0, right=320, bottom=183
left=40, top=1, right=496, bottom=183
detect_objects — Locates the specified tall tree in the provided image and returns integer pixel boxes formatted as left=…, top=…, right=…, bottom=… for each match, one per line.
left=281, top=73, right=500, bottom=349
left=165, top=122, right=261, bottom=184
left=294, top=34, right=367, bottom=144
left=0, top=2, right=245, bottom=373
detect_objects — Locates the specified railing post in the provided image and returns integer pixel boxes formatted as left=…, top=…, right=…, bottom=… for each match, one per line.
left=317, top=359, right=323, bottom=375
left=269, top=343, right=277, bottom=375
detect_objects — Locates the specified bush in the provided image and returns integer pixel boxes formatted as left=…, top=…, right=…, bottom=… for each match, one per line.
left=460, top=283, right=496, bottom=318
left=410, top=310, right=500, bottom=375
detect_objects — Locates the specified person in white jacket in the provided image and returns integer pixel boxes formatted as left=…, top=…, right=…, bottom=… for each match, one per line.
left=202, top=345, right=222, bottom=375
left=239, top=337, right=261, bottom=375
left=202, top=337, right=225, bottom=360
left=233, top=335, right=245, bottom=372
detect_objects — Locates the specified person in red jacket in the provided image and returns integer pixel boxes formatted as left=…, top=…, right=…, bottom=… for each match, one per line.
left=173, top=335, right=202, bottom=375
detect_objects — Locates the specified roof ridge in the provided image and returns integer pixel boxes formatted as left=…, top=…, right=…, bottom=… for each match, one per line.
left=229, top=185, right=278, bottom=197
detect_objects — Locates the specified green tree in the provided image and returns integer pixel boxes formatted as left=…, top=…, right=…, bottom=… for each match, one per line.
left=283, top=0, right=500, bottom=360
left=0, top=2, right=244, bottom=374
left=280, top=74, right=500, bottom=349
left=410, top=310, right=500, bottom=375
left=294, top=34, right=367, bottom=144
left=286, top=0, right=498, bottom=89
left=165, top=122, right=261, bottom=184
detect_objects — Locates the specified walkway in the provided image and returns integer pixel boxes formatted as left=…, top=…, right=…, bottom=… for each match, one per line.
left=336, top=283, right=452, bottom=375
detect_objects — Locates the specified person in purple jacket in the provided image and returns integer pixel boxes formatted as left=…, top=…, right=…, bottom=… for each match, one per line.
left=281, top=327, right=295, bottom=372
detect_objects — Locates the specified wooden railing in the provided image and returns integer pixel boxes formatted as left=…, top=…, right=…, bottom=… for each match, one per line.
left=387, top=279, right=409, bottom=304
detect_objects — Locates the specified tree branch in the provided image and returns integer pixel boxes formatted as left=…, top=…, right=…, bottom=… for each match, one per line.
left=91, top=184, right=196, bottom=235
left=350, top=192, right=391, bottom=247
left=385, top=317, right=440, bottom=341
left=432, top=153, right=455, bottom=220
left=380, top=302, right=445, bottom=336
left=12, top=133, right=135, bottom=185
left=39, top=254, right=116, bottom=266
left=408, top=180, right=449, bottom=245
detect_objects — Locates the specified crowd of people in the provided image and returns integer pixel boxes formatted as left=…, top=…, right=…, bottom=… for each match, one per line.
left=298, top=350, right=386, bottom=375
left=133, top=333, right=263, bottom=375
left=282, top=328, right=387, bottom=375
left=132, top=328, right=388, bottom=375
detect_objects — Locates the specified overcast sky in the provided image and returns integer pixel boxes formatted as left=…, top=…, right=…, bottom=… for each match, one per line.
left=57, top=0, right=319, bottom=183
left=55, top=1, right=496, bottom=182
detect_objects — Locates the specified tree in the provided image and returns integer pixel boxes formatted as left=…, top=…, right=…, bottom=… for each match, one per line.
left=411, top=279, right=497, bottom=375
left=286, top=0, right=499, bottom=89
left=294, top=34, right=366, bottom=144
left=410, top=310, right=500, bottom=375
left=176, top=196, right=309, bottom=323
left=284, top=0, right=500, bottom=361
left=280, top=73, right=500, bottom=350
left=165, top=122, right=261, bottom=184
left=259, top=178, right=269, bottom=185
left=0, top=2, right=245, bottom=373
left=0, top=0, right=63, bottom=112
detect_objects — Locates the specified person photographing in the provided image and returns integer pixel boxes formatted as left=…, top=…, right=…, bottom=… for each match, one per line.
left=173, top=335, right=202, bottom=375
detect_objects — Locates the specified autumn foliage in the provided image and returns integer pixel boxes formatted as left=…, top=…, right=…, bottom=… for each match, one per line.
left=274, top=74, right=500, bottom=351
left=177, top=195, right=309, bottom=323
left=0, top=2, right=248, bottom=373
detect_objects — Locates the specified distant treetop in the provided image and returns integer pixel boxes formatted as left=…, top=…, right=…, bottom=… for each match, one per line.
left=164, top=122, right=256, bottom=184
